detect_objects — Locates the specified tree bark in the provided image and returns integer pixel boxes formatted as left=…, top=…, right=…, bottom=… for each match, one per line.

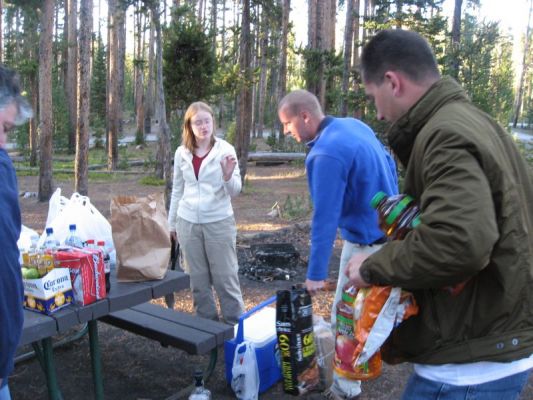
left=341, top=0, right=355, bottom=116
left=75, top=0, right=92, bottom=195
left=38, top=0, right=55, bottom=202
left=513, top=0, right=533, bottom=127
left=235, top=0, right=252, bottom=185
left=107, top=0, right=123, bottom=170
left=450, top=0, right=463, bottom=78
left=66, top=0, right=78, bottom=154
left=135, top=1, right=145, bottom=143
left=276, top=0, right=290, bottom=142
left=151, top=3, right=173, bottom=208
left=256, top=11, right=268, bottom=139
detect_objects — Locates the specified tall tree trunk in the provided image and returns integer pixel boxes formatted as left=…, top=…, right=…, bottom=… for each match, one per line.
left=352, top=0, right=362, bottom=118
left=107, top=0, right=121, bottom=170
left=276, top=0, right=290, bottom=142
left=307, top=0, right=317, bottom=95
left=513, top=0, right=533, bottom=127
left=450, top=0, right=463, bottom=79
left=235, top=0, right=252, bottom=185
left=218, top=0, right=226, bottom=129
left=118, top=8, right=126, bottom=138
left=151, top=4, right=173, bottom=207
left=256, top=18, right=268, bottom=139
left=29, top=77, right=38, bottom=167
left=38, top=0, right=54, bottom=202
left=75, top=0, right=92, bottom=195
left=135, top=1, right=145, bottom=143
left=341, top=0, right=355, bottom=116
left=144, top=17, right=155, bottom=133
left=66, top=0, right=78, bottom=154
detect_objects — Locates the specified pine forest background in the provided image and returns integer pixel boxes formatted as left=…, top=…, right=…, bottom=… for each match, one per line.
left=3, top=0, right=533, bottom=202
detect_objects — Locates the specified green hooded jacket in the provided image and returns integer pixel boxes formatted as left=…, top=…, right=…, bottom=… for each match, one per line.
left=360, top=77, right=533, bottom=365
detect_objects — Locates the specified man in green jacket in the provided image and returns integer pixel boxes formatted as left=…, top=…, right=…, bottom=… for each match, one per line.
left=347, top=29, right=533, bottom=399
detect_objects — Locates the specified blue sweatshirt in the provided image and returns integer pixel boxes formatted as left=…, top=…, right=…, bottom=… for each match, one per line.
left=305, top=117, right=398, bottom=281
left=0, top=149, right=23, bottom=387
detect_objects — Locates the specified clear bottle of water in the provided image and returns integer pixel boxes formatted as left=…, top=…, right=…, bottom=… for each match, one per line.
left=188, top=370, right=211, bottom=400
left=64, top=224, right=84, bottom=248
left=43, top=227, right=59, bottom=250
left=97, top=240, right=111, bottom=293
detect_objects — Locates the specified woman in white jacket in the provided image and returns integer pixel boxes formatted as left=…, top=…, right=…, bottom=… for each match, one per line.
left=168, top=101, right=245, bottom=325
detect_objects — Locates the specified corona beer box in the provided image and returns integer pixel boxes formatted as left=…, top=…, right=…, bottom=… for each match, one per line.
left=23, top=267, right=74, bottom=314
left=54, top=247, right=106, bottom=306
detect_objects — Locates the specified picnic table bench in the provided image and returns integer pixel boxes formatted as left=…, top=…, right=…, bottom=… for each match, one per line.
left=100, top=302, right=234, bottom=399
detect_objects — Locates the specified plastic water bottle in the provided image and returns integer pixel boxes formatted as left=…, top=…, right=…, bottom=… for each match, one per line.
left=43, top=227, right=59, bottom=250
left=370, top=191, right=420, bottom=240
left=188, top=370, right=211, bottom=400
left=64, top=224, right=84, bottom=248
left=97, top=240, right=111, bottom=293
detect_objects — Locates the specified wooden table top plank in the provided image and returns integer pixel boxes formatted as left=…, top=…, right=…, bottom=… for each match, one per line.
left=20, top=311, right=57, bottom=346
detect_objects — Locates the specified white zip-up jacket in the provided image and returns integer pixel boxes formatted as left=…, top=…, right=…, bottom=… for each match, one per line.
left=168, top=138, right=241, bottom=229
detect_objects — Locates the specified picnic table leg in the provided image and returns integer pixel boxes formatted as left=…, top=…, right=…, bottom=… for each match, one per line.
left=88, top=320, right=104, bottom=400
left=31, top=338, right=64, bottom=400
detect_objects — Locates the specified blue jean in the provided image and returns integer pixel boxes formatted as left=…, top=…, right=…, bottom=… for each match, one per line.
left=401, top=370, right=531, bottom=400
left=0, top=384, right=11, bottom=400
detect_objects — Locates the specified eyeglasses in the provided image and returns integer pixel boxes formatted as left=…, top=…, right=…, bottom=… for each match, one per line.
left=191, top=118, right=212, bottom=128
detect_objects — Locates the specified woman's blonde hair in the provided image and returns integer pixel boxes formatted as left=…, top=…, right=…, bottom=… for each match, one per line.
left=182, top=101, right=216, bottom=152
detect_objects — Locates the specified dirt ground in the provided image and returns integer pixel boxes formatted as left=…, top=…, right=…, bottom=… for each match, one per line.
left=9, top=162, right=533, bottom=400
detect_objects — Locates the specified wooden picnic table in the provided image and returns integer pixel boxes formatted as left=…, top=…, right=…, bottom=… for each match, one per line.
left=19, top=268, right=190, bottom=400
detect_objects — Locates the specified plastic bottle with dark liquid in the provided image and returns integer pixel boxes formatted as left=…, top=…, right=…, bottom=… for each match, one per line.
left=370, top=192, right=420, bottom=240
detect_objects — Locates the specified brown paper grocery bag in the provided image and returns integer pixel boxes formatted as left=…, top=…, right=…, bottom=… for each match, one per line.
left=110, top=193, right=171, bottom=282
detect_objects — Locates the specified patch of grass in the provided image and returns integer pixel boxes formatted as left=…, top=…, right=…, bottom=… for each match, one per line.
left=281, top=194, right=312, bottom=220
left=15, top=169, right=38, bottom=177
left=139, top=175, right=166, bottom=186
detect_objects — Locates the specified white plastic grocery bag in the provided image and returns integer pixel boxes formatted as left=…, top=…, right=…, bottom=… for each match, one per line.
left=231, top=341, right=260, bottom=400
left=40, top=188, right=114, bottom=254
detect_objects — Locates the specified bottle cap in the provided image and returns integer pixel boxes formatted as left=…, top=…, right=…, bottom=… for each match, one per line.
left=46, top=227, right=53, bottom=235
left=370, top=192, right=387, bottom=208
left=86, top=239, right=95, bottom=244
left=69, top=224, right=76, bottom=230
left=97, top=240, right=105, bottom=246
left=385, top=195, right=414, bottom=226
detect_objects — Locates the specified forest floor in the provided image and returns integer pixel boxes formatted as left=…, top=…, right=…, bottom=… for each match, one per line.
left=9, top=149, right=533, bottom=399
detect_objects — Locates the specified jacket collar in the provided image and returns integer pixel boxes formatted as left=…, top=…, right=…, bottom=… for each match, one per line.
left=387, top=77, right=468, bottom=167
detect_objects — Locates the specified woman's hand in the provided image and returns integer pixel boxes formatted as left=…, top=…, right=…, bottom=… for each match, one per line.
left=220, top=154, right=237, bottom=181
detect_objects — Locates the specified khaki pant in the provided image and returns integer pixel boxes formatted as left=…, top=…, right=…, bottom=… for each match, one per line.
left=177, top=216, right=244, bottom=325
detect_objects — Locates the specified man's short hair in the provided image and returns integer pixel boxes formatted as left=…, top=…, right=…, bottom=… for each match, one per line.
left=0, top=65, right=32, bottom=125
left=278, top=89, right=323, bottom=118
left=360, top=29, right=440, bottom=85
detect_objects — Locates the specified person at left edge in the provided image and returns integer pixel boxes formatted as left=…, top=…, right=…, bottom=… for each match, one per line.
left=0, top=65, right=33, bottom=400
left=167, top=101, right=245, bottom=325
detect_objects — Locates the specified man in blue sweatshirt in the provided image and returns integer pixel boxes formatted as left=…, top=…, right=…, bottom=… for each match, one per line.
left=0, top=65, right=33, bottom=400
left=278, top=90, right=398, bottom=399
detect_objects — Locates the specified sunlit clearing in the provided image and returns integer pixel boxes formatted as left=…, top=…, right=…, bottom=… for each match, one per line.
left=246, top=169, right=306, bottom=181
left=237, top=222, right=291, bottom=232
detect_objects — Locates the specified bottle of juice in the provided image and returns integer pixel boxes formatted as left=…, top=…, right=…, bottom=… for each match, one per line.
left=370, top=192, right=420, bottom=240
left=371, top=191, right=467, bottom=295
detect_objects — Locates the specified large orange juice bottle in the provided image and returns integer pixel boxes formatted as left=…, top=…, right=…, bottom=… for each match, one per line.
left=370, top=192, right=420, bottom=240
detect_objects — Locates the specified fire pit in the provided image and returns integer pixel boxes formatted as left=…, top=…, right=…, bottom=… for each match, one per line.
left=239, top=243, right=301, bottom=282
